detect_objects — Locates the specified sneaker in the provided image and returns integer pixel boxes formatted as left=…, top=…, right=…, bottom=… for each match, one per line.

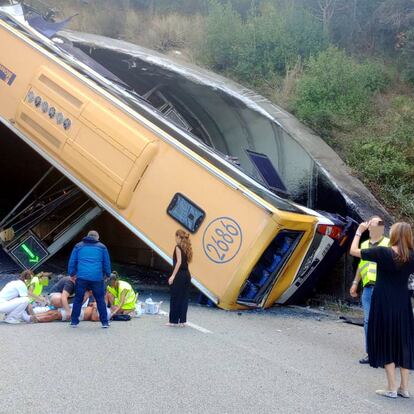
left=359, top=355, right=369, bottom=364
left=101, top=323, right=110, bottom=329
left=375, top=389, right=397, bottom=399
left=69, top=323, right=78, bottom=328
left=397, top=388, right=410, bottom=398
left=4, top=319, right=20, bottom=324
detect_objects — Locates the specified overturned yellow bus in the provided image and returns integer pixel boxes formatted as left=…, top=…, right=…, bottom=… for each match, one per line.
left=0, top=10, right=354, bottom=310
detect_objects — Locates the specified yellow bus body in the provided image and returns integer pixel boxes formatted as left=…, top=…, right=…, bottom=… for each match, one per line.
left=0, top=19, right=318, bottom=310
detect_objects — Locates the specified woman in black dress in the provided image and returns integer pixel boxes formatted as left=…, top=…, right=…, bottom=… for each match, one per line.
left=351, top=221, right=414, bottom=399
left=166, top=229, right=193, bottom=327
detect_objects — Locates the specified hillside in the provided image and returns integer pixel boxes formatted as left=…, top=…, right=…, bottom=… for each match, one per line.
left=38, top=0, right=414, bottom=223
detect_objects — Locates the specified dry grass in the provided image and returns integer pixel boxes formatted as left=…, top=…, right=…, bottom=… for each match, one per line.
left=127, top=12, right=205, bottom=53
left=252, top=59, right=304, bottom=110
left=43, top=1, right=205, bottom=55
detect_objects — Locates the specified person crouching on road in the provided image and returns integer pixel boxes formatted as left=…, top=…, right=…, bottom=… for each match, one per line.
left=0, top=270, right=32, bottom=324
left=27, top=271, right=52, bottom=315
left=349, top=216, right=389, bottom=364
left=68, top=230, right=111, bottom=328
left=106, top=272, right=137, bottom=318
left=350, top=221, right=414, bottom=399
left=47, top=275, right=76, bottom=321
left=166, top=229, right=192, bottom=327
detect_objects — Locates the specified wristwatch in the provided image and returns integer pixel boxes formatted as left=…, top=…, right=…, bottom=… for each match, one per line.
left=355, top=232, right=362, bottom=237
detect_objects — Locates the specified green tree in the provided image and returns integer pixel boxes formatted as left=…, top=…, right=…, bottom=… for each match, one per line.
left=198, top=1, right=245, bottom=70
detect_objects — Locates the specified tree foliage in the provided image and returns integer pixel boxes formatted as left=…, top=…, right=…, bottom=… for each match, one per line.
left=198, top=1, right=327, bottom=82
left=46, top=0, right=414, bottom=221
left=293, top=48, right=389, bottom=130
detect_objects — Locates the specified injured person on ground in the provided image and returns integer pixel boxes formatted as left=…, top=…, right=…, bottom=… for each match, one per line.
left=32, top=299, right=111, bottom=323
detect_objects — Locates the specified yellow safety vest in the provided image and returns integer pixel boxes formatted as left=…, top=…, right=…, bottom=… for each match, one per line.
left=107, top=280, right=137, bottom=310
left=358, top=237, right=389, bottom=287
left=27, top=276, right=43, bottom=304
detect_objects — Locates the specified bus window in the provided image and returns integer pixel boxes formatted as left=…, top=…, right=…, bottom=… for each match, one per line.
left=238, top=230, right=303, bottom=305
left=167, top=193, right=205, bottom=233
left=245, top=149, right=289, bottom=197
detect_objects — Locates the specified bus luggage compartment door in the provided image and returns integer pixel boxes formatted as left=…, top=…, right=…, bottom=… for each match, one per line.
left=15, top=67, right=85, bottom=154
left=64, top=99, right=157, bottom=208
left=17, top=67, right=157, bottom=209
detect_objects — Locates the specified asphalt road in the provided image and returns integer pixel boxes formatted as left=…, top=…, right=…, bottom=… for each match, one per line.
left=0, top=295, right=412, bottom=414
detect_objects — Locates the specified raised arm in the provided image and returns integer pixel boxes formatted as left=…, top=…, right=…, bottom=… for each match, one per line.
left=350, top=222, right=369, bottom=258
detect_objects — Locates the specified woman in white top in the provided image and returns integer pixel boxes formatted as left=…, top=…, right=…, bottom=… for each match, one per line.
left=0, top=270, right=32, bottom=324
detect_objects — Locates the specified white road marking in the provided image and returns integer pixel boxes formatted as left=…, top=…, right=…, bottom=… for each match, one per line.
left=186, top=322, right=213, bottom=334
left=155, top=310, right=212, bottom=333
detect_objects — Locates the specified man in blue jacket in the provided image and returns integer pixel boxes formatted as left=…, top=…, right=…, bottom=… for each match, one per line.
left=68, top=230, right=111, bottom=328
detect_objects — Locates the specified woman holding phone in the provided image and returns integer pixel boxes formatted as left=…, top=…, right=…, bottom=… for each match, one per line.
left=350, top=221, right=414, bottom=399
left=167, top=229, right=193, bottom=327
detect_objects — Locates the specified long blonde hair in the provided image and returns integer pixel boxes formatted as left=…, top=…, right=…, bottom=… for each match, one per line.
left=176, top=229, right=193, bottom=263
left=389, top=222, right=413, bottom=263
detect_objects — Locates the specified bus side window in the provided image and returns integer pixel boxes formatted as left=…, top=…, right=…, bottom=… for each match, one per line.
left=167, top=193, right=205, bottom=233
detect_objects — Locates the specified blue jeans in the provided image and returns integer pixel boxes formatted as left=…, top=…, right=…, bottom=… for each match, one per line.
left=71, top=278, right=108, bottom=325
left=361, top=285, right=374, bottom=353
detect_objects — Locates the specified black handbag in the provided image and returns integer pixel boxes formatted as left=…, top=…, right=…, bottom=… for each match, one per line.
left=112, top=314, right=131, bottom=321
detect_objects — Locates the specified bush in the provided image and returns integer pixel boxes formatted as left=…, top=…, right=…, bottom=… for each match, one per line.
left=293, top=48, right=390, bottom=131
left=197, top=1, right=245, bottom=70
left=346, top=96, right=414, bottom=221
left=197, top=1, right=327, bottom=82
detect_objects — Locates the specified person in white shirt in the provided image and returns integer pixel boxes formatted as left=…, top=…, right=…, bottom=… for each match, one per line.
left=0, top=270, right=32, bottom=324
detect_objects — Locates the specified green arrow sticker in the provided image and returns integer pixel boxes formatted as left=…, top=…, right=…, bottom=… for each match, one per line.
left=21, top=243, right=40, bottom=264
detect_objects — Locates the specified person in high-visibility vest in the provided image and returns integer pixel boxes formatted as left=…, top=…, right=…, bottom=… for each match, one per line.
left=27, top=271, right=52, bottom=314
left=349, top=216, right=389, bottom=364
left=106, top=271, right=137, bottom=317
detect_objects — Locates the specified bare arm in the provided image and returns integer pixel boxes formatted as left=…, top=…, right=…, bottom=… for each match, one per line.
left=168, top=247, right=182, bottom=286
left=350, top=222, right=370, bottom=258
left=82, top=290, right=91, bottom=305
left=35, top=310, right=62, bottom=323
left=111, top=289, right=127, bottom=316
left=61, top=290, right=71, bottom=320
left=28, top=286, right=47, bottom=303
left=90, top=305, right=101, bottom=322
left=349, top=268, right=361, bottom=298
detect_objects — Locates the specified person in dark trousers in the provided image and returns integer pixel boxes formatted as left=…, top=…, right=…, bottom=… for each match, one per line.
left=167, top=229, right=192, bottom=327
left=349, top=216, right=389, bottom=364
left=48, top=275, right=76, bottom=320
left=68, top=230, right=111, bottom=328
left=351, top=221, right=414, bottom=399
